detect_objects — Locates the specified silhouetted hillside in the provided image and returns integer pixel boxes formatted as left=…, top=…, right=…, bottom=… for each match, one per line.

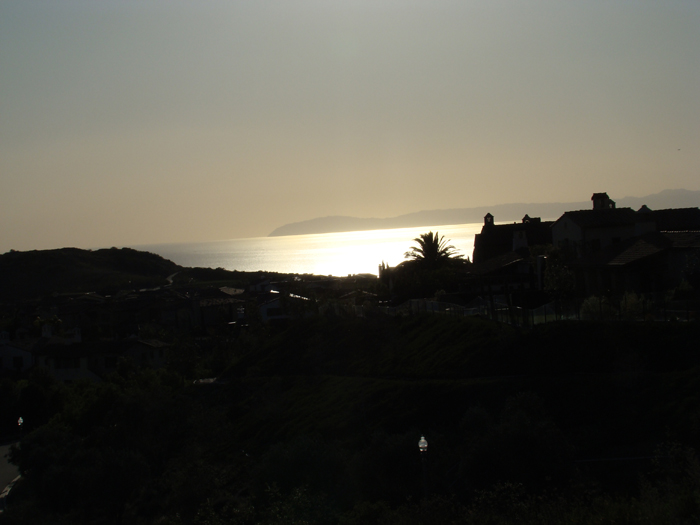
left=5, top=316, right=700, bottom=524
left=0, top=247, right=181, bottom=300
left=269, top=189, right=700, bottom=236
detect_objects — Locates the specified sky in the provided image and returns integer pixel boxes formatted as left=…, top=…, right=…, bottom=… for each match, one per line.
left=1, top=0, right=699, bottom=252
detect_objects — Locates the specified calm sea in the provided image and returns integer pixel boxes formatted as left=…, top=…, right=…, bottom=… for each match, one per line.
left=136, top=223, right=484, bottom=277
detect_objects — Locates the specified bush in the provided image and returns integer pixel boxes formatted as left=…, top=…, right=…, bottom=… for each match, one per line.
left=580, top=296, right=617, bottom=321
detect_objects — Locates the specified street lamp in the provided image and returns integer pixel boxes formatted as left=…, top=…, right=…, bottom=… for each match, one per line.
left=18, top=417, right=23, bottom=436
left=418, top=435, right=428, bottom=454
left=418, top=435, right=428, bottom=496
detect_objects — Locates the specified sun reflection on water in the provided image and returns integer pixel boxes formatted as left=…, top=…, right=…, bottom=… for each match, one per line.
left=138, top=223, right=484, bottom=276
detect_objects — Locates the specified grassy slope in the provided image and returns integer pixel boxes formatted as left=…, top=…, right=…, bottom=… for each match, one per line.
left=221, top=316, right=700, bottom=461
left=5, top=315, right=700, bottom=523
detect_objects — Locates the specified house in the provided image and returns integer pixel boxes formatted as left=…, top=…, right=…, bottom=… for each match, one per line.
left=0, top=337, right=34, bottom=375
left=464, top=213, right=553, bottom=310
left=33, top=342, right=104, bottom=382
left=248, top=279, right=276, bottom=294
left=194, top=287, right=246, bottom=329
left=571, top=231, right=700, bottom=297
left=551, top=194, right=652, bottom=257
left=551, top=192, right=700, bottom=296
left=552, top=193, right=700, bottom=258
left=259, top=297, right=287, bottom=324
left=473, top=213, right=554, bottom=264
left=644, top=207, right=700, bottom=232
left=259, top=293, right=314, bottom=325
left=32, top=338, right=170, bottom=382
left=466, top=249, right=550, bottom=306
left=123, top=339, right=169, bottom=369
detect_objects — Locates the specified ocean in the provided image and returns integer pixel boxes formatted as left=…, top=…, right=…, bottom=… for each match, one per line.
left=136, top=223, right=484, bottom=277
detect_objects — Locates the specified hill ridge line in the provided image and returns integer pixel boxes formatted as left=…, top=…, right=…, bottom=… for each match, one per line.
left=268, top=189, right=700, bottom=237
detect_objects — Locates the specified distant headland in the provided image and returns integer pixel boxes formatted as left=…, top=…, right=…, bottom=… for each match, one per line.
left=268, top=189, right=700, bottom=237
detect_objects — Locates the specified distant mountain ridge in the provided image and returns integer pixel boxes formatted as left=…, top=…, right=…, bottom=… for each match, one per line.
left=268, top=189, right=700, bottom=237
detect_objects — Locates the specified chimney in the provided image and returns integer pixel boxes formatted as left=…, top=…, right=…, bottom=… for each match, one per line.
left=592, top=193, right=615, bottom=210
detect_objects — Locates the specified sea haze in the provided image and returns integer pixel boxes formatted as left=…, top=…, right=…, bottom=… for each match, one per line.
left=269, top=189, right=700, bottom=237
left=134, top=189, right=700, bottom=276
left=136, top=223, right=485, bottom=277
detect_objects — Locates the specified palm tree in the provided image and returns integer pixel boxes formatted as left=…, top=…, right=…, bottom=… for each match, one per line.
left=404, top=231, right=463, bottom=269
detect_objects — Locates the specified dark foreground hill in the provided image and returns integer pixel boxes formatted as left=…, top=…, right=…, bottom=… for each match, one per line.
left=4, top=315, right=700, bottom=524
left=0, top=247, right=181, bottom=300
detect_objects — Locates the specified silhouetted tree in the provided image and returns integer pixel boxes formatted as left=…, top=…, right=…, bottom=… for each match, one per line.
left=404, top=232, right=463, bottom=270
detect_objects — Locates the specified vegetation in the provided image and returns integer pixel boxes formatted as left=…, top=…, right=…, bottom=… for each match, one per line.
left=2, top=316, right=700, bottom=524
left=2, top=246, right=699, bottom=523
left=403, top=231, right=464, bottom=270
left=542, top=247, right=575, bottom=300
left=378, top=232, right=470, bottom=302
left=0, top=247, right=181, bottom=300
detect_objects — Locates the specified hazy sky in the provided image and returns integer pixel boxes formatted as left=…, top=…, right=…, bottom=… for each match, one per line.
left=1, top=0, right=699, bottom=252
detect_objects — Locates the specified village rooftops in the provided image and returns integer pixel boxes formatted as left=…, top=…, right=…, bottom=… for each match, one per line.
left=647, top=208, right=700, bottom=231
left=469, top=250, right=528, bottom=276
left=574, top=231, right=700, bottom=268
left=472, top=214, right=554, bottom=264
left=553, top=206, right=700, bottom=232
left=552, top=207, right=639, bottom=229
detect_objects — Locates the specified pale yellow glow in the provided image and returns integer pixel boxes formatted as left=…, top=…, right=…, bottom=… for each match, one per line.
left=1, top=1, right=698, bottom=252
